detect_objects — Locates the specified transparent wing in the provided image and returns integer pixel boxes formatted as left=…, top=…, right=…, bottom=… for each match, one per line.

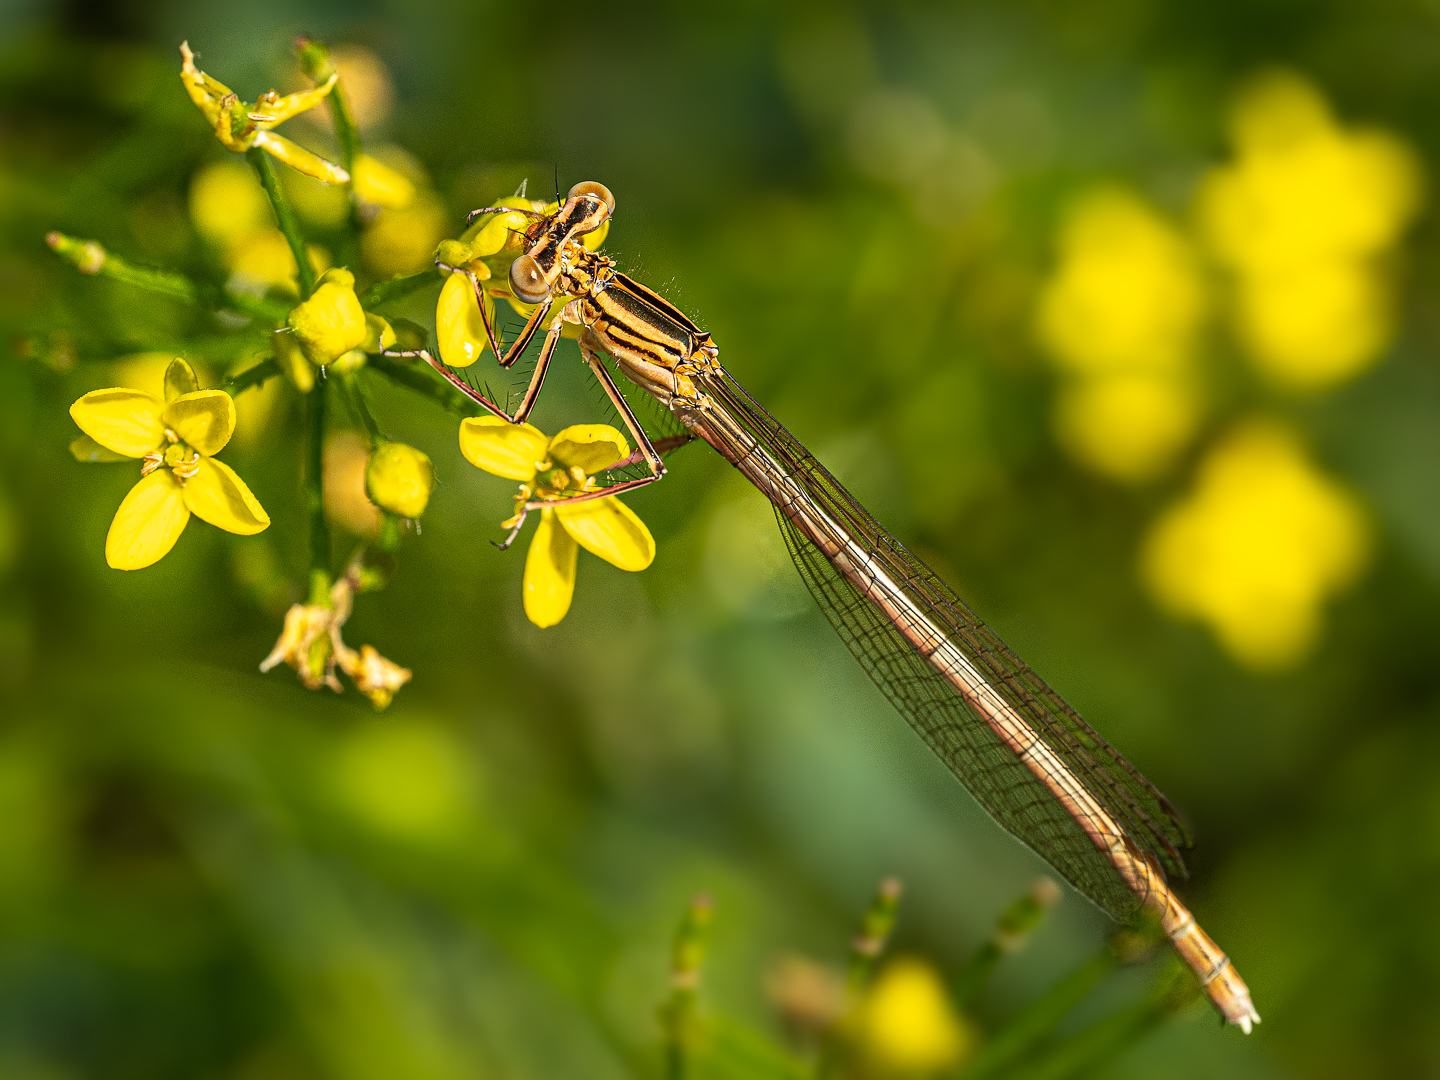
left=700, top=368, right=1190, bottom=921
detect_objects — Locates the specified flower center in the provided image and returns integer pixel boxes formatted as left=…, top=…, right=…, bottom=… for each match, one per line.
left=141, top=429, right=202, bottom=481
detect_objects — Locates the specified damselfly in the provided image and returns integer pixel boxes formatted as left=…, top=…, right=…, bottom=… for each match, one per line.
left=393, top=182, right=1260, bottom=1033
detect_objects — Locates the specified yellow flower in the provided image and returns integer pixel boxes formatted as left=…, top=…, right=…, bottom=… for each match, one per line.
left=286, top=267, right=367, bottom=365
left=365, top=442, right=434, bottom=519
left=352, top=153, right=416, bottom=211
left=69, top=359, right=269, bottom=570
left=1037, top=188, right=1207, bottom=378
left=1035, top=188, right=1208, bottom=480
left=179, top=42, right=348, bottom=183
left=1052, top=374, right=1202, bottom=484
left=1142, top=421, right=1369, bottom=670
left=458, top=417, right=655, bottom=627
left=361, top=195, right=448, bottom=277
left=856, top=958, right=974, bottom=1074
left=1198, top=72, right=1423, bottom=390
left=188, top=160, right=270, bottom=251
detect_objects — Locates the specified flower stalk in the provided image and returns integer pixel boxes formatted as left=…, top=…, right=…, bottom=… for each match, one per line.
left=44, top=231, right=288, bottom=322
left=306, top=375, right=331, bottom=605
left=248, top=146, right=316, bottom=296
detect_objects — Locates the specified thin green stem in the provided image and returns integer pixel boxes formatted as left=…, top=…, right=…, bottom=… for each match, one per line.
left=306, top=376, right=332, bottom=606
left=359, top=267, right=443, bottom=309
left=339, top=371, right=385, bottom=443
left=295, top=36, right=362, bottom=266
left=248, top=147, right=315, bottom=296
left=367, top=354, right=485, bottom=419
left=222, top=357, right=282, bottom=396
left=953, top=879, right=1061, bottom=1006
left=44, top=232, right=289, bottom=322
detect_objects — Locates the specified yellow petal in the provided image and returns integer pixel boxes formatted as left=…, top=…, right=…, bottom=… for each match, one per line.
left=458, top=416, right=548, bottom=480
left=69, top=388, right=165, bottom=458
left=547, top=424, right=629, bottom=475
left=182, top=457, right=270, bottom=535
left=164, top=357, right=199, bottom=402
left=555, top=496, right=655, bottom=571
left=106, top=470, right=191, bottom=570
left=248, top=73, right=338, bottom=127
left=163, top=389, right=236, bottom=456
left=436, top=271, right=495, bottom=368
left=69, top=435, right=129, bottom=463
left=252, top=131, right=350, bottom=184
left=523, top=509, right=578, bottom=628
left=459, top=202, right=531, bottom=258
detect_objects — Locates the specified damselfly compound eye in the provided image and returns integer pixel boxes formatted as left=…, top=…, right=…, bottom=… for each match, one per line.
left=509, top=254, right=549, bottom=304
left=567, top=181, right=615, bottom=215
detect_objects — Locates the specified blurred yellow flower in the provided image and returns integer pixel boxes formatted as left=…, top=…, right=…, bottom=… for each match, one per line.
left=324, top=430, right=383, bottom=537
left=69, top=360, right=269, bottom=570
left=1037, top=188, right=1207, bottom=377
left=1199, top=71, right=1423, bottom=390
left=458, top=417, right=655, bottom=628
left=361, top=195, right=448, bottom=276
left=179, top=41, right=348, bottom=184
left=1035, top=188, right=1207, bottom=480
left=228, top=229, right=330, bottom=294
left=188, top=161, right=270, bottom=251
left=1052, top=374, right=1202, bottom=483
left=352, top=153, right=416, bottom=211
left=857, top=958, right=974, bottom=1074
left=1142, top=421, right=1369, bottom=670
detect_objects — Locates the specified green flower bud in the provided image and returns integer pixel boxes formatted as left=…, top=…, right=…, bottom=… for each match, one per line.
left=365, top=442, right=434, bottom=519
left=287, top=267, right=366, bottom=365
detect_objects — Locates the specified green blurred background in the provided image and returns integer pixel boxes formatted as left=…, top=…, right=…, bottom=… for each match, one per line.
left=4, top=0, right=1440, bottom=1076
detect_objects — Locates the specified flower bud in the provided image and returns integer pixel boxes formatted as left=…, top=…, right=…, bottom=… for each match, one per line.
left=287, top=267, right=366, bottom=365
left=365, top=442, right=434, bottom=518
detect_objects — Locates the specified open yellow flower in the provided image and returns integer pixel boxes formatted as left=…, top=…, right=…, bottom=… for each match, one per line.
left=458, top=417, right=655, bottom=627
left=179, top=41, right=348, bottom=184
left=70, top=359, right=269, bottom=570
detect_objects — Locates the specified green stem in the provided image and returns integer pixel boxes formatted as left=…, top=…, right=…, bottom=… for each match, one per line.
left=339, top=371, right=385, bottom=443
left=222, top=357, right=282, bottom=396
left=359, top=267, right=443, bottom=309
left=306, top=376, right=332, bottom=605
left=248, top=147, right=315, bottom=296
left=44, top=231, right=289, bottom=322
left=368, top=354, right=485, bottom=418
left=295, top=36, right=362, bottom=266
left=953, top=879, right=1061, bottom=1006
